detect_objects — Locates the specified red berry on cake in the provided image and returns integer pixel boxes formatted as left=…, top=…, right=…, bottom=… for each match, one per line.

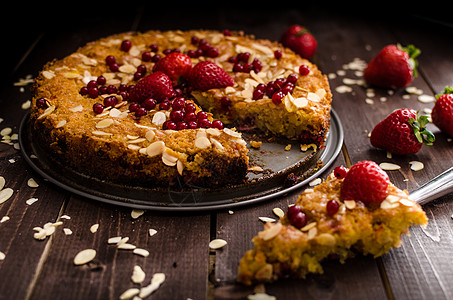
left=188, top=61, right=235, bottom=91
left=370, top=108, right=435, bottom=155
left=340, top=161, right=390, bottom=204
left=152, top=52, right=193, bottom=85
left=431, top=86, right=453, bottom=137
left=280, top=25, right=317, bottom=59
left=364, top=44, right=420, bottom=89
left=129, top=72, right=176, bottom=103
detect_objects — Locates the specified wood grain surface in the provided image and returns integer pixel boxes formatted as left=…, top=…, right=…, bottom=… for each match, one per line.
left=1, top=6, right=452, bottom=300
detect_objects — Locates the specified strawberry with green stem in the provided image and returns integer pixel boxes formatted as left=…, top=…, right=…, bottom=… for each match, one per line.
left=432, top=86, right=453, bottom=137
left=370, top=108, right=435, bottom=155
left=364, top=44, right=421, bottom=89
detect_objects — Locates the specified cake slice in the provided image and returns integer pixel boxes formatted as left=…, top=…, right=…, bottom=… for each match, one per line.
left=237, top=161, right=428, bottom=285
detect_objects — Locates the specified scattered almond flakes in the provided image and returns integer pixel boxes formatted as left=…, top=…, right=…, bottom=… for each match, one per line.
left=409, top=161, right=424, bottom=171
left=209, top=239, right=227, bottom=250
left=27, top=178, right=39, bottom=188
left=0, top=188, right=14, bottom=205
left=133, top=248, right=150, bottom=257
left=258, top=216, right=276, bottom=223
left=0, top=251, right=5, bottom=260
left=26, top=197, right=38, bottom=205
left=309, top=178, right=322, bottom=186
left=248, top=166, right=264, bottom=173
left=108, top=236, right=122, bottom=244
left=272, top=208, right=284, bottom=218
left=74, top=249, right=96, bottom=266
left=90, top=224, right=99, bottom=233
left=1, top=216, right=10, bottom=223
left=131, top=209, right=145, bottom=219
left=149, top=229, right=157, bottom=237
left=139, top=273, right=166, bottom=298
left=131, top=265, right=146, bottom=284
left=119, top=288, right=140, bottom=300
left=0, top=176, right=5, bottom=190
left=379, top=162, right=401, bottom=171
left=63, top=228, right=73, bottom=235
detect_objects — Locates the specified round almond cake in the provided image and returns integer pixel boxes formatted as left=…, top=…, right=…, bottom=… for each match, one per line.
left=30, top=29, right=332, bottom=188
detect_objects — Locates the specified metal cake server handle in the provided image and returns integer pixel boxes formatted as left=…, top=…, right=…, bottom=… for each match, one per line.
left=410, top=166, right=453, bottom=205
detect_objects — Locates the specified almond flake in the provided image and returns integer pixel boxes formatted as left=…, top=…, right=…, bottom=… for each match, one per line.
left=223, top=128, right=241, bottom=138
left=381, top=200, right=399, bottom=209
left=119, top=288, right=140, bottom=300
left=26, top=198, right=38, bottom=205
left=139, top=273, right=166, bottom=298
left=307, top=227, right=318, bottom=239
left=260, top=222, right=282, bottom=241
left=379, top=162, right=401, bottom=171
left=90, top=224, right=99, bottom=233
left=73, top=249, right=96, bottom=265
left=149, top=229, right=157, bottom=236
left=300, top=222, right=317, bottom=232
left=0, top=176, right=5, bottom=190
left=63, top=228, right=73, bottom=235
left=344, top=200, right=356, bottom=209
left=258, top=216, right=275, bottom=223
left=42, top=70, right=56, bottom=79
left=152, top=111, right=166, bottom=125
left=108, top=236, right=122, bottom=244
left=27, top=178, right=39, bottom=188
left=131, top=265, right=146, bottom=284
left=307, top=92, right=321, bottom=102
left=399, top=198, right=414, bottom=207
left=92, top=130, right=112, bottom=136
left=38, top=105, right=55, bottom=119
left=292, top=97, right=308, bottom=108
left=210, top=138, right=224, bottom=151
left=133, top=248, right=150, bottom=257
left=273, top=208, right=285, bottom=218
left=209, top=239, right=227, bottom=250
left=146, top=141, right=165, bottom=157
left=0, top=188, right=14, bottom=204
left=96, top=118, right=114, bottom=129
left=69, top=105, right=83, bottom=113
left=118, top=243, right=136, bottom=250
left=409, top=161, right=424, bottom=171
left=131, top=209, right=145, bottom=219
left=145, top=130, right=155, bottom=142
left=119, top=64, right=136, bottom=74
left=195, top=136, right=211, bottom=149
left=177, top=160, right=184, bottom=176
left=55, top=120, right=67, bottom=128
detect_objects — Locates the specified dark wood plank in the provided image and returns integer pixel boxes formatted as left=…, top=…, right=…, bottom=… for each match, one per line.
left=27, top=195, right=211, bottom=300
left=314, top=11, right=453, bottom=299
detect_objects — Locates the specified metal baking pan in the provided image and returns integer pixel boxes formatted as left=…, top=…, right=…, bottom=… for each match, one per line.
left=19, top=110, right=343, bottom=211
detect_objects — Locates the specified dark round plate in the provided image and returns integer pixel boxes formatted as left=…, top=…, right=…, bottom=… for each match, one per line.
left=19, top=110, right=343, bottom=211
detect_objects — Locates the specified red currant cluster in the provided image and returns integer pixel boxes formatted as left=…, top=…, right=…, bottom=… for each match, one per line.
left=252, top=74, right=298, bottom=104
left=228, top=52, right=263, bottom=73
left=287, top=205, right=307, bottom=229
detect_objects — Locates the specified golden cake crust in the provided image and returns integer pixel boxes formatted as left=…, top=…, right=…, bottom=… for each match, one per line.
left=237, top=170, right=428, bottom=285
left=31, top=30, right=332, bottom=187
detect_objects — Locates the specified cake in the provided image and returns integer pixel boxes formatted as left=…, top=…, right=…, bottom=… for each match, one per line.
left=237, top=161, right=428, bottom=285
left=30, top=29, right=332, bottom=188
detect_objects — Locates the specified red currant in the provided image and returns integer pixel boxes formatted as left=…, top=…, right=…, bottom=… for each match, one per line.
left=333, top=166, right=348, bottom=179
left=326, top=199, right=340, bottom=215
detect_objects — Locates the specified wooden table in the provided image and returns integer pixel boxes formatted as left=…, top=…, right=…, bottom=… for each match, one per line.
left=1, top=7, right=453, bottom=300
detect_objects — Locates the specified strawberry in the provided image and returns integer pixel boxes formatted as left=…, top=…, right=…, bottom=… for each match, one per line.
left=340, top=161, right=390, bottom=204
left=152, top=52, right=192, bottom=85
left=280, top=24, right=317, bottom=59
left=431, top=86, right=453, bottom=137
left=188, top=61, right=235, bottom=91
left=370, top=108, right=435, bottom=155
left=364, top=44, right=420, bottom=89
left=129, top=71, right=175, bottom=103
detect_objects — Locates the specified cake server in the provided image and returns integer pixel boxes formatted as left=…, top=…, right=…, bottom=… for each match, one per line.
left=410, top=166, right=453, bottom=205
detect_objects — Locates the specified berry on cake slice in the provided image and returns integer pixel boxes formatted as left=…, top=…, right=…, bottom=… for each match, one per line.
left=128, top=71, right=176, bottom=103
left=370, top=108, right=435, bottom=155
left=364, top=44, right=420, bottom=89
left=237, top=161, right=428, bottom=285
left=152, top=52, right=193, bottom=85
left=431, top=86, right=453, bottom=137
left=188, top=61, right=235, bottom=91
